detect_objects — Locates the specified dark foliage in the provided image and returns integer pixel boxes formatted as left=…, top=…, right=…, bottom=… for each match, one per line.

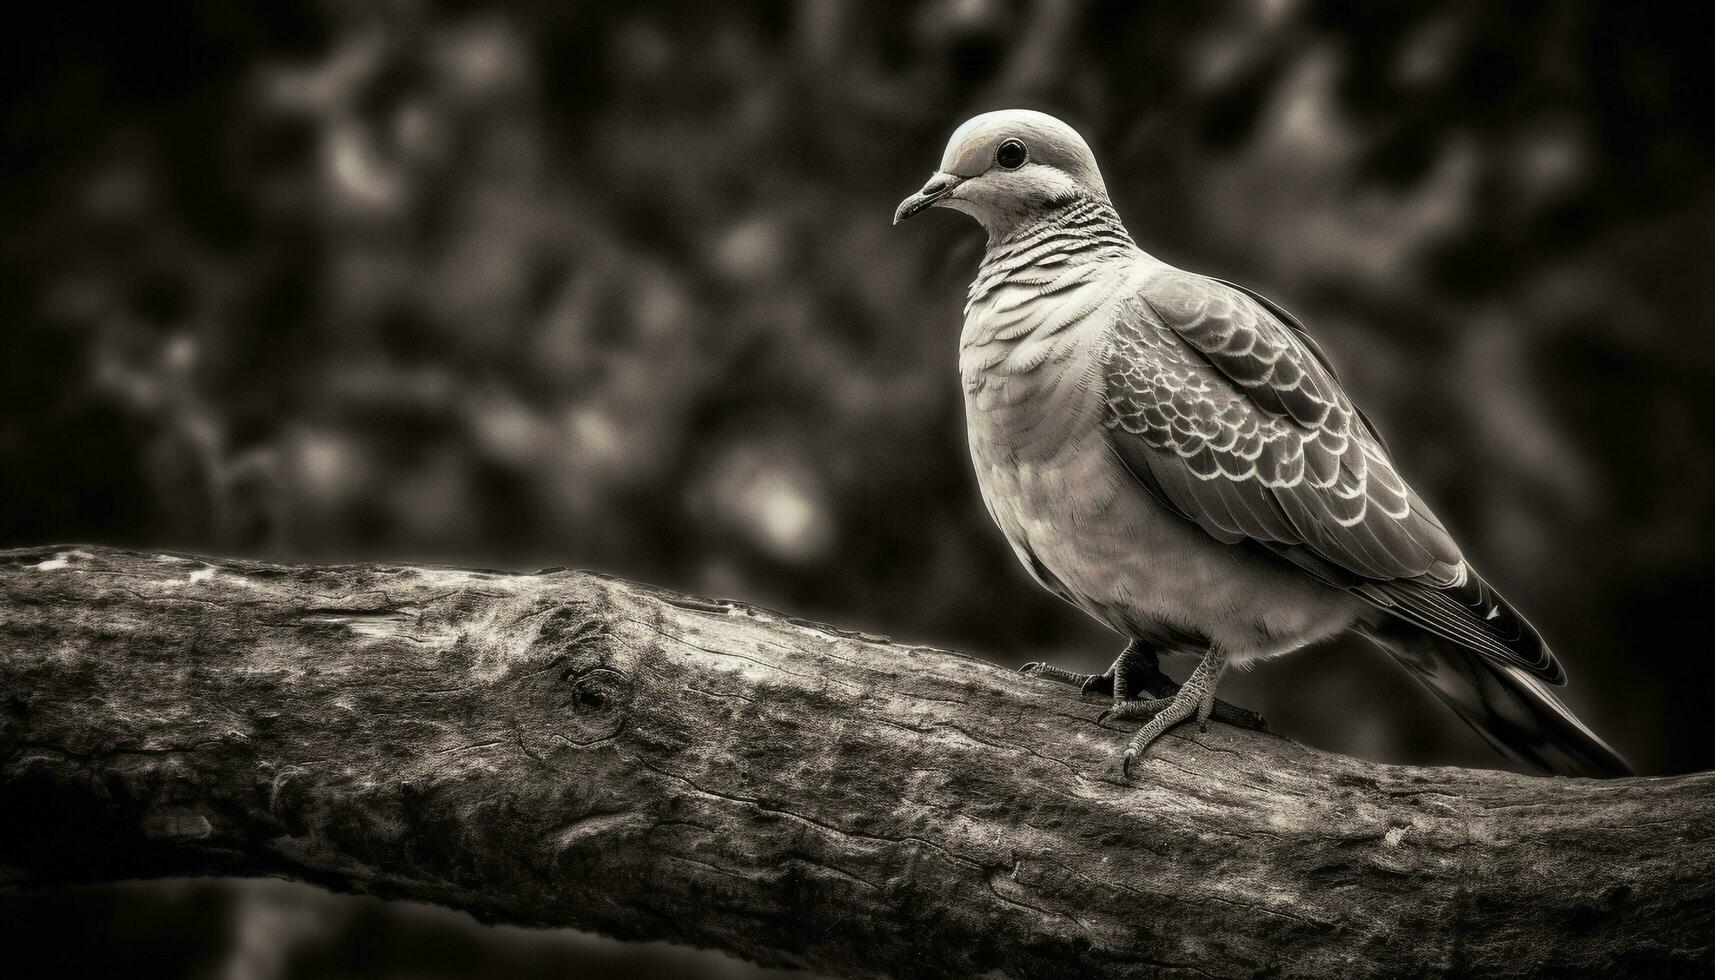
left=3, top=2, right=1711, bottom=976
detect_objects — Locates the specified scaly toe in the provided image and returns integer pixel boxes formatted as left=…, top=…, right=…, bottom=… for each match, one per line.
left=1019, top=662, right=1095, bottom=688
left=1208, top=699, right=1269, bottom=733
left=1098, top=696, right=1173, bottom=726
left=1079, top=671, right=1115, bottom=699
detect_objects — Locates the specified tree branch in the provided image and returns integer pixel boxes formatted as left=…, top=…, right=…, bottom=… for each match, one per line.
left=1, top=545, right=1710, bottom=978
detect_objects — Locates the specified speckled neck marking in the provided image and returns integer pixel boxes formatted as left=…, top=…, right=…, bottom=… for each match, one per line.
left=966, top=196, right=1137, bottom=314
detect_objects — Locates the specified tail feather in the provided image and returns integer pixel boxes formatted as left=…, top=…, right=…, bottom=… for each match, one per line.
left=1358, top=618, right=1632, bottom=778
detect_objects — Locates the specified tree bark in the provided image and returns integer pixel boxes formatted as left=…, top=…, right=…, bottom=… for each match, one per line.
left=0, top=545, right=1710, bottom=978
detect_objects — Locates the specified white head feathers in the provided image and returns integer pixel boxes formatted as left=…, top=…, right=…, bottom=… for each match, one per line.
left=894, top=110, right=1111, bottom=235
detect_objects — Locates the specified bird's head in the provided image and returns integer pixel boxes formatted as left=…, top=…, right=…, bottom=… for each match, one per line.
left=893, top=109, right=1111, bottom=237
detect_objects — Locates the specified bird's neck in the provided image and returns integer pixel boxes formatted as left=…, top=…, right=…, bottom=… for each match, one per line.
left=968, top=196, right=1138, bottom=309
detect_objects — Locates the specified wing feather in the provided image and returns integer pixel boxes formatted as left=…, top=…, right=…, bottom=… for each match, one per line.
left=1106, top=268, right=1561, bottom=682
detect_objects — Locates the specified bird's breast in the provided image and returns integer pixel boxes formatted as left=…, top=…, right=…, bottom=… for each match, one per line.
left=957, top=264, right=1360, bottom=657
left=959, top=273, right=1120, bottom=458
left=959, top=273, right=1148, bottom=613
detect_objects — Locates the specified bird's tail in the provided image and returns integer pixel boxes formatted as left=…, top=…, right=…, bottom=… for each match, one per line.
left=1356, top=617, right=1633, bottom=778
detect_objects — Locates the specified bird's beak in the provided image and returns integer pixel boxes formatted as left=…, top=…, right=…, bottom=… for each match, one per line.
left=893, top=172, right=963, bottom=225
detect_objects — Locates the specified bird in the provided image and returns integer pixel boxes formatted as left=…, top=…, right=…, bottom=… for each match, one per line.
left=893, top=109, right=1631, bottom=779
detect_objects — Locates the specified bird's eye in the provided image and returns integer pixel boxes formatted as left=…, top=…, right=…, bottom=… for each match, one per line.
left=995, top=138, right=1028, bottom=170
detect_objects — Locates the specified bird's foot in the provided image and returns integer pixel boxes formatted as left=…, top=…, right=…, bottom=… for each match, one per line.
left=1097, top=689, right=1266, bottom=734
left=1096, top=696, right=1175, bottom=724
left=1017, top=662, right=1138, bottom=700
left=1201, top=697, right=1268, bottom=734
left=1110, top=646, right=1267, bottom=734
left=1017, top=661, right=1098, bottom=690
left=1103, top=647, right=1257, bottom=780
left=1019, top=639, right=1162, bottom=701
left=1115, top=684, right=1209, bottom=780
left=1023, top=642, right=1266, bottom=780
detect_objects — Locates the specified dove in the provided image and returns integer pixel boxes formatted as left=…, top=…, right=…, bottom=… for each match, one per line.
left=894, top=109, right=1631, bottom=779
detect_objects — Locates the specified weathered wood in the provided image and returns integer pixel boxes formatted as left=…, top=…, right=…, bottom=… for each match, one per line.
left=0, top=545, right=1710, bottom=978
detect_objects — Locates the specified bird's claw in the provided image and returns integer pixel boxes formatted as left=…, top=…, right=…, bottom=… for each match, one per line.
left=1018, top=661, right=1096, bottom=689
left=1079, top=672, right=1115, bottom=698
left=1109, top=647, right=1243, bottom=781
left=1205, top=699, right=1268, bottom=734
left=1024, top=645, right=1266, bottom=782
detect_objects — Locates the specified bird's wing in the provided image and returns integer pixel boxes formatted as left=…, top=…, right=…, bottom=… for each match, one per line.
left=1103, top=267, right=1562, bottom=682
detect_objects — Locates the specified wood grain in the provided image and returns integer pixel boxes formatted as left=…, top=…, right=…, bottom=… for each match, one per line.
left=1, top=546, right=1710, bottom=978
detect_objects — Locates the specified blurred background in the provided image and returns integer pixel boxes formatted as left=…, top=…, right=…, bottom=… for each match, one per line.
left=3, top=0, right=1712, bottom=976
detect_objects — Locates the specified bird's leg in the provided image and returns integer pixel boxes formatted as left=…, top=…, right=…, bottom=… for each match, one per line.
left=1020, top=639, right=1162, bottom=700
left=1025, top=640, right=1267, bottom=734
left=1100, top=649, right=1267, bottom=735
left=1101, top=645, right=1232, bottom=779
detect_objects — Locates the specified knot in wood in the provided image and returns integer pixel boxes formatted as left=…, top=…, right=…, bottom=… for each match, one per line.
left=512, top=603, right=633, bottom=754
left=566, top=665, right=629, bottom=721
